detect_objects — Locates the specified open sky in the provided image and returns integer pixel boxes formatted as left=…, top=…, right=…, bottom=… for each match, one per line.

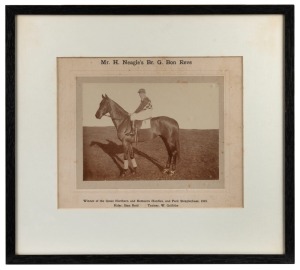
left=82, top=82, right=219, bottom=130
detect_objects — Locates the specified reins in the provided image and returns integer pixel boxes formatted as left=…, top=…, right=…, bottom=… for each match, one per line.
left=103, top=114, right=125, bottom=121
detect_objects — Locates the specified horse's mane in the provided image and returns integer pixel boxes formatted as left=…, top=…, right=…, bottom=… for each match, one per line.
left=108, top=98, right=128, bottom=115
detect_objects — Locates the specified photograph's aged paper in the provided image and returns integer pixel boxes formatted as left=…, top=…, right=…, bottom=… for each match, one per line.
left=58, top=57, right=243, bottom=208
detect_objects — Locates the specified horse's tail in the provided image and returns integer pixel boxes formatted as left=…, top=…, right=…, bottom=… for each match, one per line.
left=175, top=126, right=181, bottom=161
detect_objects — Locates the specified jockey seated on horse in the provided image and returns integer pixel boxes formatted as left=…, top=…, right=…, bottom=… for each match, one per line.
left=127, top=88, right=152, bottom=136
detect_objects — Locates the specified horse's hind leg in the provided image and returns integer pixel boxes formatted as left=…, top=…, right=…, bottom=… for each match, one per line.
left=168, top=140, right=178, bottom=176
left=160, top=136, right=171, bottom=174
left=163, top=154, right=172, bottom=174
left=169, top=151, right=177, bottom=176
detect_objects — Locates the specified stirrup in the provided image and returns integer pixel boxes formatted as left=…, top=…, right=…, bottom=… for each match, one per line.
left=126, top=121, right=135, bottom=136
left=126, top=128, right=135, bottom=136
left=127, top=131, right=135, bottom=136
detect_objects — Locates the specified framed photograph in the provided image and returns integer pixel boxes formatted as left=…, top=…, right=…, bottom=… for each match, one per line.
left=6, top=5, right=294, bottom=264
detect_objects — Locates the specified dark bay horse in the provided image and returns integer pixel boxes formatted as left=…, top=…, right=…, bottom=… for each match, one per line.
left=95, top=94, right=180, bottom=176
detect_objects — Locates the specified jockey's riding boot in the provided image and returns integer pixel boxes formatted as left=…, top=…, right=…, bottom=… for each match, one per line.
left=127, top=121, right=135, bottom=136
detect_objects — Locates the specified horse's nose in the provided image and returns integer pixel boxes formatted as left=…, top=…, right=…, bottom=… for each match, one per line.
left=95, top=113, right=98, bottom=118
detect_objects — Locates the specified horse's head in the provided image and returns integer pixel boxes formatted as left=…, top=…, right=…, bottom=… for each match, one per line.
left=95, top=94, right=110, bottom=119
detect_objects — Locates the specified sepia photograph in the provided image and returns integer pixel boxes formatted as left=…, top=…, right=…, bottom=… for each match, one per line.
left=81, top=78, right=221, bottom=181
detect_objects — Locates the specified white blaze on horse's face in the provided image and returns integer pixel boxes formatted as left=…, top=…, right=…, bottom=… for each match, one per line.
left=95, top=97, right=109, bottom=119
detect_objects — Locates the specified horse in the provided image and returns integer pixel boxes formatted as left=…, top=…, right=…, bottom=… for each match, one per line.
left=95, top=94, right=180, bottom=177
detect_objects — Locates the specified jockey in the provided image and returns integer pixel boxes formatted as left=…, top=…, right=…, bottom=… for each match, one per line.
left=127, top=88, right=153, bottom=136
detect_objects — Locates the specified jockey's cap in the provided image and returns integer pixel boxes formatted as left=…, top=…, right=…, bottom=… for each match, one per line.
left=138, top=88, right=146, bottom=94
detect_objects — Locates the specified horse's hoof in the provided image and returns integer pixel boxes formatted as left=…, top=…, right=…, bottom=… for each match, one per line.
left=162, top=168, right=169, bottom=174
left=168, top=170, right=175, bottom=176
left=120, top=170, right=128, bottom=177
left=132, top=168, right=137, bottom=175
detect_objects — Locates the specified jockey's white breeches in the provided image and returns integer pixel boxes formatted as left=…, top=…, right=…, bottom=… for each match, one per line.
left=130, top=109, right=152, bottom=121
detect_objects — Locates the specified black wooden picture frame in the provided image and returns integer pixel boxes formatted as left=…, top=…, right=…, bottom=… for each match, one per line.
left=6, top=5, right=294, bottom=264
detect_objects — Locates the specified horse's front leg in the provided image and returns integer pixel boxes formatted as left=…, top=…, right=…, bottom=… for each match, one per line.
left=120, top=141, right=129, bottom=177
left=129, top=143, right=137, bottom=175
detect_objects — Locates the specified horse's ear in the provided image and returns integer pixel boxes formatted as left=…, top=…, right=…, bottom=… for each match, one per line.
left=102, top=94, right=105, bottom=99
left=105, top=94, right=108, bottom=98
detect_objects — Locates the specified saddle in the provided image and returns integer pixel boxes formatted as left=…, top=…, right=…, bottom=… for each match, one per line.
left=134, top=118, right=152, bottom=130
left=131, top=118, right=152, bottom=144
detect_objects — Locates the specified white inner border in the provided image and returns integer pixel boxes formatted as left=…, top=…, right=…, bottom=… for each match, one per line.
left=16, top=15, right=283, bottom=254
